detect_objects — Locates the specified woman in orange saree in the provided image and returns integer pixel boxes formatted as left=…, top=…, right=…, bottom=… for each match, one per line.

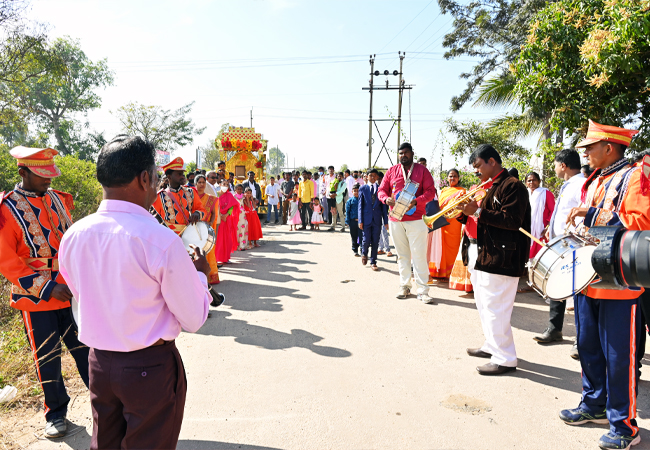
left=196, top=175, right=220, bottom=284
left=428, top=169, right=466, bottom=283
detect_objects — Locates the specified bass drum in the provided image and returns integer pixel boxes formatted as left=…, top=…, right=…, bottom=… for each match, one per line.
left=181, top=221, right=216, bottom=255
left=527, top=233, right=597, bottom=300
left=70, top=296, right=79, bottom=327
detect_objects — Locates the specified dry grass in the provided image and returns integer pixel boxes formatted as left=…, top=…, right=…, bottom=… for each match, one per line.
left=0, top=277, right=87, bottom=450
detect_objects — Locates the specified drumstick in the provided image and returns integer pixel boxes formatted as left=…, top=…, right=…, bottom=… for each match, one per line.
left=519, top=227, right=564, bottom=258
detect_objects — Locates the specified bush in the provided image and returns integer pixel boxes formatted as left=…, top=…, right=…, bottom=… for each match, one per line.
left=50, top=155, right=102, bottom=221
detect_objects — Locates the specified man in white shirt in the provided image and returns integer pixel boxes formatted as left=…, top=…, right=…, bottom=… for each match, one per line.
left=533, top=149, right=585, bottom=349
left=322, top=166, right=337, bottom=224
left=265, top=176, right=280, bottom=224
left=344, top=169, right=355, bottom=202
left=205, top=171, right=219, bottom=196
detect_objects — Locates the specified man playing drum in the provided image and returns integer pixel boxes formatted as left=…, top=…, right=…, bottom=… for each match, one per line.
left=378, top=142, right=436, bottom=303
left=560, top=121, right=650, bottom=450
left=533, top=149, right=585, bottom=359
left=150, top=156, right=206, bottom=234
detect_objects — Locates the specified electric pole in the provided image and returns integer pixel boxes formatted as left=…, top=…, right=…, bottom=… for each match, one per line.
left=362, top=52, right=413, bottom=168
left=367, top=55, right=375, bottom=169
left=250, top=107, right=253, bottom=128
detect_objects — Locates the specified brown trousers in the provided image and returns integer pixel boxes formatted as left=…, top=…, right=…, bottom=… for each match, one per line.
left=282, top=199, right=290, bottom=224
left=89, top=341, right=186, bottom=450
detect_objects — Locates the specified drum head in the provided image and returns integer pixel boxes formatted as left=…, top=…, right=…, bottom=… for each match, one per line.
left=70, top=296, right=79, bottom=327
left=545, top=245, right=596, bottom=299
left=181, top=222, right=216, bottom=254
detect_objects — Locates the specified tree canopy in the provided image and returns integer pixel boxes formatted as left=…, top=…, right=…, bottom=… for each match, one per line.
left=437, top=0, right=552, bottom=111
left=512, top=0, right=650, bottom=148
left=114, top=101, right=206, bottom=153
left=8, top=36, right=113, bottom=155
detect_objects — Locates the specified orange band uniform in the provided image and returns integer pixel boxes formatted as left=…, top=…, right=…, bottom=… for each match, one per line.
left=577, top=121, right=650, bottom=299
left=0, top=147, right=74, bottom=311
left=151, top=157, right=206, bottom=233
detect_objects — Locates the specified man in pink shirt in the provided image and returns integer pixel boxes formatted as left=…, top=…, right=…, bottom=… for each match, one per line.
left=59, top=135, right=211, bottom=450
left=378, top=142, right=437, bottom=303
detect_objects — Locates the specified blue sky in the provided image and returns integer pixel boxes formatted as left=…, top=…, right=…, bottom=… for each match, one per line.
left=30, top=0, right=517, bottom=172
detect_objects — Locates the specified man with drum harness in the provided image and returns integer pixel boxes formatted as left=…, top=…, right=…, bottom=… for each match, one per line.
left=151, top=157, right=225, bottom=308
left=0, top=147, right=89, bottom=438
left=378, top=142, right=436, bottom=304
left=532, top=149, right=585, bottom=356
left=560, top=120, right=650, bottom=450
left=151, top=156, right=206, bottom=233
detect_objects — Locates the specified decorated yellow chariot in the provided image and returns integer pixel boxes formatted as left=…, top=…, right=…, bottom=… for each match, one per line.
left=215, top=126, right=270, bottom=214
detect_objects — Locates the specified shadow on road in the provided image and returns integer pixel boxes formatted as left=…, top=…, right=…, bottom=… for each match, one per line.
left=178, top=440, right=283, bottom=450
left=215, top=280, right=309, bottom=312
left=220, top=255, right=315, bottom=284
left=198, top=310, right=352, bottom=358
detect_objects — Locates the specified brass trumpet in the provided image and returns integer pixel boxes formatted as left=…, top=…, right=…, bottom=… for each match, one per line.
left=423, top=179, right=492, bottom=228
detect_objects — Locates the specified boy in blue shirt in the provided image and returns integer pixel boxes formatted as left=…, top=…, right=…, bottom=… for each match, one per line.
left=345, top=184, right=360, bottom=256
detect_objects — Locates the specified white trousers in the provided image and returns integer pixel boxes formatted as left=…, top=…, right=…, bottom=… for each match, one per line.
left=470, top=268, right=519, bottom=367
left=389, top=220, right=429, bottom=295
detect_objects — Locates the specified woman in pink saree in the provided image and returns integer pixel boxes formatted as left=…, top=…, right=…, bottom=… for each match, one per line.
left=216, top=178, right=241, bottom=264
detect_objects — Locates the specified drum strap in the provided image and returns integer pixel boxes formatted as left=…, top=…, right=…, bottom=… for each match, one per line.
left=400, top=163, right=416, bottom=183
left=166, top=189, right=190, bottom=224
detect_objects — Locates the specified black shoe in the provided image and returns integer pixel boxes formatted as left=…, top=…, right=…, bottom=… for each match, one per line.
left=209, top=288, right=225, bottom=307
left=533, top=328, right=563, bottom=344
left=466, top=348, right=492, bottom=358
left=477, top=362, right=516, bottom=375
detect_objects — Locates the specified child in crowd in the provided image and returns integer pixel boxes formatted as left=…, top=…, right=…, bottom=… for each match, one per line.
left=244, top=188, right=263, bottom=248
left=234, top=184, right=248, bottom=250
left=377, top=171, right=392, bottom=256
left=288, top=193, right=302, bottom=231
left=311, top=198, right=324, bottom=230
left=345, top=184, right=361, bottom=256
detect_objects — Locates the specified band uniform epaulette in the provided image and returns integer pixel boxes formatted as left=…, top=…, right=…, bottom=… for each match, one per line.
left=50, top=189, right=75, bottom=211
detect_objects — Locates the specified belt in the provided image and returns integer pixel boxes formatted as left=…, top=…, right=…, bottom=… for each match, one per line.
left=150, top=338, right=174, bottom=348
left=23, top=257, right=59, bottom=271
left=469, top=239, right=477, bottom=245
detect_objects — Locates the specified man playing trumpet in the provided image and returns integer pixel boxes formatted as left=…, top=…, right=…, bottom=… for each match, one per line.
left=457, top=144, right=531, bottom=375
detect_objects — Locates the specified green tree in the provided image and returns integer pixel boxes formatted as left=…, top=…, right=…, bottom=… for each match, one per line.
left=267, top=146, right=285, bottom=175
left=444, top=118, right=530, bottom=160
left=437, top=0, right=552, bottom=111
left=339, top=164, right=348, bottom=173
left=50, top=154, right=102, bottom=221
left=201, top=122, right=230, bottom=169
left=113, top=101, right=206, bottom=154
left=0, top=1, right=53, bottom=127
left=512, top=0, right=650, bottom=148
left=186, top=161, right=197, bottom=173
left=10, top=37, right=113, bottom=155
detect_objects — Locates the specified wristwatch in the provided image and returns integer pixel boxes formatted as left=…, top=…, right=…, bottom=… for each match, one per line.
left=473, top=207, right=482, bottom=219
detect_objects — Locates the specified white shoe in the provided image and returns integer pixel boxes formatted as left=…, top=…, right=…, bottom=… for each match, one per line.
left=396, top=287, right=410, bottom=299
left=417, top=293, right=436, bottom=304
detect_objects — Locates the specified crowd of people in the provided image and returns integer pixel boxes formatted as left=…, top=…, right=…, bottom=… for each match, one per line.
left=1, top=118, right=649, bottom=449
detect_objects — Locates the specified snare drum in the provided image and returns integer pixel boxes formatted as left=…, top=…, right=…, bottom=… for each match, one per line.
left=527, top=232, right=598, bottom=300
left=389, top=181, right=420, bottom=221
left=181, top=221, right=216, bottom=255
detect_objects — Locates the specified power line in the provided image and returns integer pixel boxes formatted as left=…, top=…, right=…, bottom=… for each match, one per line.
left=378, top=0, right=436, bottom=53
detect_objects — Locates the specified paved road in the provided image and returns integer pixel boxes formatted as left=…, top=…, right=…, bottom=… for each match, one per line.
left=27, top=226, right=650, bottom=449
